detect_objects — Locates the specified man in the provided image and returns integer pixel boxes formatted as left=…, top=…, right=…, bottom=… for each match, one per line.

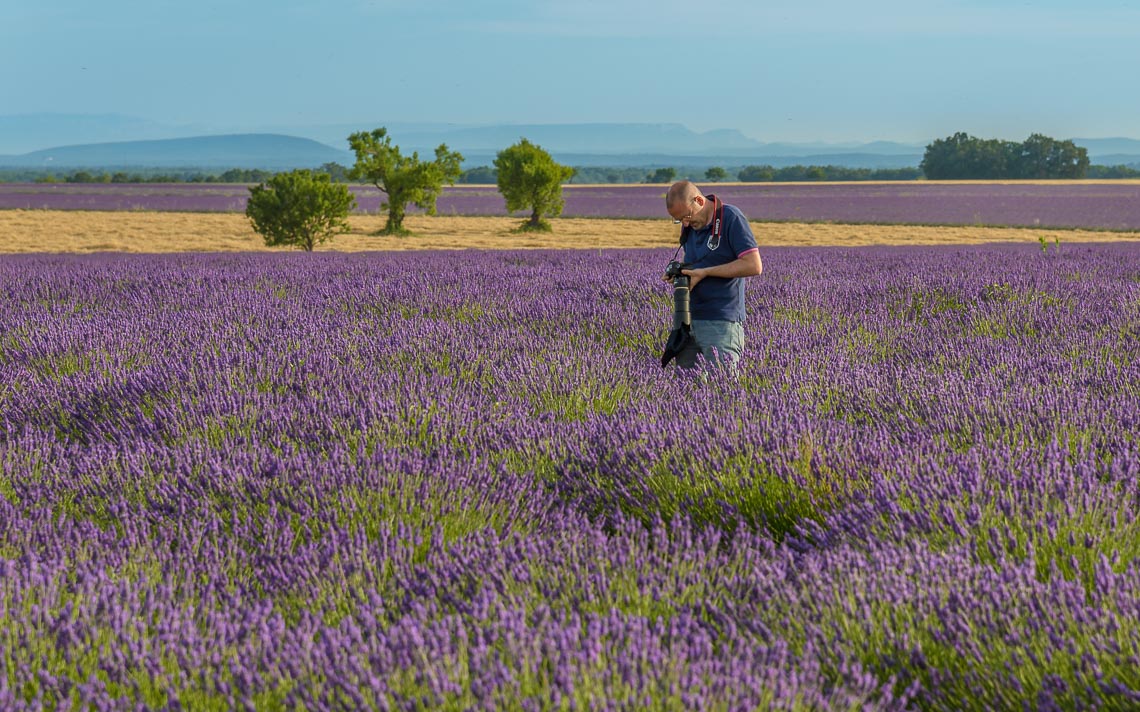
left=663, top=180, right=762, bottom=369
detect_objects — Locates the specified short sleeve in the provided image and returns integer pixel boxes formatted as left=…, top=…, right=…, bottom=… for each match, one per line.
left=727, top=206, right=758, bottom=257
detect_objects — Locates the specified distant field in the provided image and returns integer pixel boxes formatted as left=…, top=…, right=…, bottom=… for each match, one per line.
left=3, top=180, right=1140, bottom=230
left=3, top=210, right=1140, bottom=254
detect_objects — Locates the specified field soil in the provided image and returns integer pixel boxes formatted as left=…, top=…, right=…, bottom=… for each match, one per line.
left=3, top=210, right=1140, bottom=254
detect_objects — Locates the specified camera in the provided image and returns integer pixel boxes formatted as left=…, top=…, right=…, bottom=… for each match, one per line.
left=666, top=260, right=691, bottom=325
left=661, top=259, right=692, bottom=366
left=664, top=260, right=688, bottom=282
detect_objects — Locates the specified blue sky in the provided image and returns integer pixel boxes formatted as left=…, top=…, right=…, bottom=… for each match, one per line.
left=4, top=0, right=1139, bottom=143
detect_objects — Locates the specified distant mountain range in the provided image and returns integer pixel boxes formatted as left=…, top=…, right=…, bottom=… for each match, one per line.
left=2, top=114, right=1139, bottom=171
left=0, top=134, right=351, bottom=171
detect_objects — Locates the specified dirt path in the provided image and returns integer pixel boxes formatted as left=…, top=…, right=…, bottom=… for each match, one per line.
left=2, top=210, right=1139, bottom=254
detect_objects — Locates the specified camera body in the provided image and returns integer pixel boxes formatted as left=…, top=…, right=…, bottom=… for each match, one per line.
left=664, top=260, right=689, bottom=284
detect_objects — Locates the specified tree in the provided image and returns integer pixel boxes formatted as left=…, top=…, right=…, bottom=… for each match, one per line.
left=1016, top=133, right=1057, bottom=179
left=1088, top=164, right=1140, bottom=179
left=1049, top=139, right=1089, bottom=178
left=920, top=132, right=1012, bottom=179
left=347, top=127, right=463, bottom=235
left=493, top=138, right=575, bottom=232
left=922, top=132, right=1088, bottom=180
left=245, top=169, right=356, bottom=252
left=459, top=165, right=497, bottom=184
left=738, top=165, right=775, bottom=182
left=1015, top=134, right=1088, bottom=179
left=921, top=132, right=975, bottom=179
left=318, top=162, right=351, bottom=183
left=705, top=166, right=728, bottom=182
left=645, top=167, right=676, bottom=183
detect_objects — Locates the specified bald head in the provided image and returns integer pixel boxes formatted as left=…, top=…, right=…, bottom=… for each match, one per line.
left=666, top=181, right=702, bottom=210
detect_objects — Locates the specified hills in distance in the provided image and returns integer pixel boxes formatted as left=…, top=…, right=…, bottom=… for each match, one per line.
left=1, top=134, right=349, bottom=171
left=2, top=114, right=1139, bottom=171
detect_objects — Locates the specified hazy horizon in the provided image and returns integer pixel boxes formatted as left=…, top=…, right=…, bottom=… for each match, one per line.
left=3, top=0, right=1139, bottom=146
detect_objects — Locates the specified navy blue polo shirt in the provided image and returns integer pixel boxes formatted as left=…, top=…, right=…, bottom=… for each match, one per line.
left=681, top=197, right=759, bottom=323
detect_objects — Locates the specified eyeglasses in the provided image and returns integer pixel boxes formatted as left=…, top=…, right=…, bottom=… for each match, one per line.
left=671, top=196, right=698, bottom=224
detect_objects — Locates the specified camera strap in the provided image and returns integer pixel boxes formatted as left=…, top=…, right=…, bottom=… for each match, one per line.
left=706, top=195, right=724, bottom=251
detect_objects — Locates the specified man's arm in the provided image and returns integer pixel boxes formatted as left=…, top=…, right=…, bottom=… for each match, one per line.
left=683, top=249, right=762, bottom=291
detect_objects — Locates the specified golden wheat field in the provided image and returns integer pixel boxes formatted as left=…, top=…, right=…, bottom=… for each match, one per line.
left=2, top=210, right=1139, bottom=254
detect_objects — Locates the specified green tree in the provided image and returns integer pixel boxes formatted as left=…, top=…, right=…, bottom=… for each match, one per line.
left=921, top=132, right=975, bottom=179
left=645, top=167, right=676, bottom=183
left=1088, top=164, right=1140, bottom=178
left=921, top=132, right=1012, bottom=179
left=493, top=138, right=575, bottom=232
left=1017, top=133, right=1057, bottom=179
left=705, top=166, right=728, bottom=182
left=347, top=127, right=463, bottom=235
left=922, top=132, right=1088, bottom=180
left=459, top=166, right=497, bottom=184
left=245, top=169, right=356, bottom=252
left=318, top=162, right=351, bottom=183
left=1050, top=138, right=1089, bottom=178
left=738, top=165, right=775, bottom=182
left=1015, top=134, right=1088, bottom=179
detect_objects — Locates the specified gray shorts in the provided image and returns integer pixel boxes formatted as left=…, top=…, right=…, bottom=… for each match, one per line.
left=675, top=319, right=745, bottom=369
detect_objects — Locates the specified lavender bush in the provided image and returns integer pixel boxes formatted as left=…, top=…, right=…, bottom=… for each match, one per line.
left=1, top=242, right=1139, bottom=710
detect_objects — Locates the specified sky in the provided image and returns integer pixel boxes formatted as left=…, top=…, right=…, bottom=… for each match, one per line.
left=3, top=0, right=1140, bottom=145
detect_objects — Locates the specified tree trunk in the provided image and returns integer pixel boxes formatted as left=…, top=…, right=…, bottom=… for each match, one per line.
left=385, top=204, right=407, bottom=235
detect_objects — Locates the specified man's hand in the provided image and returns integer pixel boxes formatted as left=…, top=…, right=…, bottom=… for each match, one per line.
left=683, top=253, right=762, bottom=291
left=681, top=267, right=708, bottom=292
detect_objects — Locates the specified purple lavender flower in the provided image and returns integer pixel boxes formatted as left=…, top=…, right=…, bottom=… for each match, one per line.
left=1, top=242, right=1138, bottom=709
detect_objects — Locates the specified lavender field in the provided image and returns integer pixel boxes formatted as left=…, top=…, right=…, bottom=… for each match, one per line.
left=2, top=243, right=1140, bottom=710
left=3, top=181, right=1140, bottom=230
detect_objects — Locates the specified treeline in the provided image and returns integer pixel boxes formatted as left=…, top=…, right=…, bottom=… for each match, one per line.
left=12, top=168, right=280, bottom=184
left=461, top=159, right=1139, bottom=183
left=1087, top=164, right=1140, bottom=178
left=0, top=163, right=352, bottom=185
left=921, top=132, right=1091, bottom=179
left=457, top=164, right=925, bottom=184
left=458, top=166, right=654, bottom=184
left=5, top=140, right=1140, bottom=185
left=735, top=165, right=922, bottom=182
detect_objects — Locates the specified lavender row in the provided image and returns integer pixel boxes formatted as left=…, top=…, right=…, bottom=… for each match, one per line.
left=3, top=181, right=1140, bottom=229
left=1, top=243, right=1139, bottom=709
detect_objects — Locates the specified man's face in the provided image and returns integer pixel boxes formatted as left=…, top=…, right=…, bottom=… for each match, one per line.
left=669, top=195, right=708, bottom=229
